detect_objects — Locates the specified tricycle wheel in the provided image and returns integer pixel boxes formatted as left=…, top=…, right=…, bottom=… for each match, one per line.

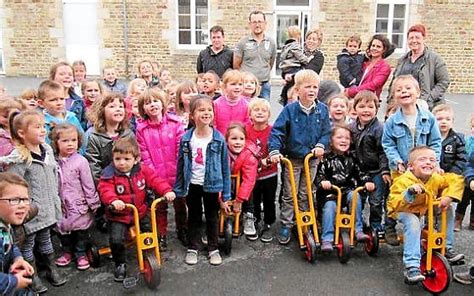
left=223, top=218, right=233, bottom=255
left=303, top=230, right=317, bottom=263
left=143, top=253, right=161, bottom=289
left=86, top=243, right=101, bottom=268
left=421, top=251, right=452, bottom=294
left=336, top=231, right=351, bottom=264
left=364, top=227, right=379, bottom=256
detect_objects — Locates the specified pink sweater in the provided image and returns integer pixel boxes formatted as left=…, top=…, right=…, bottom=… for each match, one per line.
left=213, top=95, right=250, bottom=135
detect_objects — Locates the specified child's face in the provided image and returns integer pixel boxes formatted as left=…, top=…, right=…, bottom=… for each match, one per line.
left=227, top=128, right=245, bottom=154
left=57, top=128, right=79, bottom=158
left=103, top=68, right=117, bottom=83
left=73, top=65, right=86, bottom=83
left=104, top=98, right=125, bottom=124
left=19, top=117, right=46, bottom=146
left=242, top=78, right=257, bottom=97
left=393, top=79, right=420, bottom=107
left=0, top=184, right=29, bottom=225
left=21, top=96, right=38, bottom=110
left=144, top=98, right=163, bottom=119
left=196, top=77, right=205, bottom=93
left=134, top=80, right=147, bottom=96
left=331, top=128, right=351, bottom=154
left=160, top=70, right=171, bottom=83
left=139, top=62, right=153, bottom=78
left=346, top=40, right=360, bottom=55
left=202, top=74, right=218, bottom=94
left=190, top=101, right=213, bottom=127
left=181, top=89, right=198, bottom=111
left=250, top=106, right=270, bottom=125
left=84, top=82, right=101, bottom=103
left=131, top=98, right=139, bottom=117
left=54, top=65, right=74, bottom=89
left=355, top=99, right=377, bottom=125
left=113, top=152, right=138, bottom=173
left=409, top=150, right=437, bottom=180
left=224, top=80, right=243, bottom=99
left=296, top=81, right=319, bottom=105
left=329, top=98, right=348, bottom=122
left=434, top=110, right=453, bottom=135
left=40, top=88, right=66, bottom=116
left=0, top=110, right=10, bottom=128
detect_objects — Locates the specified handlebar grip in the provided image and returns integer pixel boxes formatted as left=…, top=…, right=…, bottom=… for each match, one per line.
left=408, top=187, right=425, bottom=194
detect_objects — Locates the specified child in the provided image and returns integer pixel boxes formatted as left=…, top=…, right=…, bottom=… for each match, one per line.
left=0, top=97, right=24, bottom=159
left=6, top=110, right=66, bottom=293
left=50, top=62, right=87, bottom=130
left=337, top=34, right=365, bottom=88
left=175, top=80, right=198, bottom=127
left=50, top=124, right=100, bottom=270
left=225, top=123, right=259, bottom=240
left=102, top=66, right=127, bottom=97
left=387, top=146, right=464, bottom=284
left=327, top=95, right=350, bottom=125
left=81, top=79, right=104, bottom=111
left=382, top=75, right=442, bottom=246
left=174, top=95, right=231, bottom=266
left=201, top=71, right=221, bottom=100
left=245, top=99, right=278, bottom=242
left=126, top=78, right=147, bottom=132
left=213, top=70, right=250, bottom=135
left=242, top=72, right=260, bottom=101
left=98, top=137, right=175, bottom=282
left=196, top=73, right=205, bottom=93
left=165, top=81, right=179, bottom=113
left=159, top=68, right=172, bottom=89
left=136, top=88, right=187, bottom=250
left=317, top=125, right=373, bottom=251
left=349, top=91, right=390, bottom=232
left=269, top=69, right=331, bottom=245
left=137, top=60, right=160, bottom=88
left=19, top=88, right=39, bottom=110
left=456, top=116, right=474, bottom=230
left=0, top=172, right=35, bottom=295
left=72, top=60, right=87, bottom=97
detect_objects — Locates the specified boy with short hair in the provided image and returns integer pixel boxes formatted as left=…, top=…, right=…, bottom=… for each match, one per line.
left=337, top=35, right=365, bottom=88
left=102, top=66, right=127, bottom=97
left=97, top=137, right=175, bottom=282
left=201, top=71, right=221, bottom=100
left=269, top=69, right=331, bottom=244
left=387, top=146, right=464, bottom=284
left=0, top=172, right=35, bottom=295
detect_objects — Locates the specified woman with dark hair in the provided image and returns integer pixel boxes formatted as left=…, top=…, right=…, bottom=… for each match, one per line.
left=345, top=34, right=395, bottom=99
left=387, top=24, right=449, bottom=110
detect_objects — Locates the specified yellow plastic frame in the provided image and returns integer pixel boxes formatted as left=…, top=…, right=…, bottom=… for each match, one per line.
left=219, top=174, right=241, bottom=236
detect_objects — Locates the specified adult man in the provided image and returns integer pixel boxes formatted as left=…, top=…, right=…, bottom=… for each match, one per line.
left=196, top=25, right=234, bottom=78
left=234, top=11, right=277, bottom=99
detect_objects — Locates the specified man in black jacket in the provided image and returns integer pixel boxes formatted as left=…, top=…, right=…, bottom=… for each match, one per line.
left=196, top=25, right=233, bottom=78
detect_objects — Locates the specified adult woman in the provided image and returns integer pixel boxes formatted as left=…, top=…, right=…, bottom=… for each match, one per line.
left=388, top=24, right=449, bottom=110
left=346, top=34, right=394, bottom=99
left=303, top=28, right=324, bottom=74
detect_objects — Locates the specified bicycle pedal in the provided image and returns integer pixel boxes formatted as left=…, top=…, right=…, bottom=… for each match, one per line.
left=123, top=276, right=139, bottom=289
left=450, top=260, right=465, bottom=266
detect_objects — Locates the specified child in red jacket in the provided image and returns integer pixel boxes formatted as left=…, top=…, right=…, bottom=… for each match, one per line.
left=97, top=137, right=175, bottom=282
left=225, top=123, right=259, bottom=240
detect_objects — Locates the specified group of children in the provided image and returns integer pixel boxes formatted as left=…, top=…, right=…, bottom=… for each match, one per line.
left=0, top=55, right=473, bottom=295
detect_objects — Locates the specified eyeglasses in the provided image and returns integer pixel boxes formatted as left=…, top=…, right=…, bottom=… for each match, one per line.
left=0, top=197, right=30, bottom=205
left=250, top=20, right=265, bottom=25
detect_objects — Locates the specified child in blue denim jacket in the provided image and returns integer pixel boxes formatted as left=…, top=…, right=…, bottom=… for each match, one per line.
left=269, top=69, right=331, bottom=245
left=174, top=95, right=231, bottom=266
left=382, top=75, right=442, bottom=245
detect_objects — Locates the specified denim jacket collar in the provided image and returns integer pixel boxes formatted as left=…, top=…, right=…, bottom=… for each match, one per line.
left=392, top=104, right=428, bottom=126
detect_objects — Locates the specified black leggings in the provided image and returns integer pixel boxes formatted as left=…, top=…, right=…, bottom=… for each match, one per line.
left=252, top=175, right=278, bottom=225
left=456, top=186, right=474, bottom=219
left=58, top=229, right=91, bottom=257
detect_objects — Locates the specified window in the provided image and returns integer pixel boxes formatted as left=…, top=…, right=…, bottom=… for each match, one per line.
left=276, top=0, right=309, bottom=6
left=375, top=1, right=408, bottom=49
left=177, top=0, right=209, bottom=47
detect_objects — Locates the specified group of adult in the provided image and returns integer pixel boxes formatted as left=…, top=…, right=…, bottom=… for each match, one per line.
left=196, top=10, right=449, bottom=110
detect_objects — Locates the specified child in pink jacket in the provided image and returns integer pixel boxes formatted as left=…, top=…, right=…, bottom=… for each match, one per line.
left=213, top=70, right=250, bottom=135
left=136, top=88, right=187, bottom=250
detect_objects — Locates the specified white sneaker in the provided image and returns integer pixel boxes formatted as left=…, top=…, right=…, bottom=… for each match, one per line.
left=243, top=213, right=257, bottom=236
left=208, top=250, right=222, bottom=266
left=185, top=249, right=198, bottom=265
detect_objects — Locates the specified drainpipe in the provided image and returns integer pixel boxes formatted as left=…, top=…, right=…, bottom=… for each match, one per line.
left=122, top=0, right=129, bottom=77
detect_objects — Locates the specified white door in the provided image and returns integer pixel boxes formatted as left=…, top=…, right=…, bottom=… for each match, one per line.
left=63, top=0, right=100, bottom=75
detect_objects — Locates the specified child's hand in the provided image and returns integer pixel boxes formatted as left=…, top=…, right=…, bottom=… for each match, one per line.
left=220, top=201, right=231, bottom=214
left=270, top=154, right=282, bottom=164
left=397, top=162, right=406, bottom=174
left=365, top=182, right=375, bottom=192
left=470, top=180, right=474, bottom=191
left=164, top=191, right=176, bottom=202
left=312, top=147, right=324, bottom=159
left=321, top=181, right=332, bottom=190
left=438, top=197, right=452, bottom=210
left=382, top=174, right=392, bottom=186
left=10, top=257, right=33, bottom=276
left=111, top=200, right=126, bottom=211
left=407, top=184, right=424, bottom=195
left=14, top=270, right=32, bottom=289
left=232, top=201, right=242, bottom=213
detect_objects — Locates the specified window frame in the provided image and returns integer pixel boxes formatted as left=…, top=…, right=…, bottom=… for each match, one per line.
left=374, top=0, right=409, bottom=53
left=176, top=0, right=210, bottom=50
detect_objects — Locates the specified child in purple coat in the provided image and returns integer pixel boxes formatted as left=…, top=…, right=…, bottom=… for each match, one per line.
left=50, top=123, right=100, bottom=270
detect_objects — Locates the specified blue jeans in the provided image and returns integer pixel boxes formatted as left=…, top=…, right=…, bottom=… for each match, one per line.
left=361, top=174, right=388, bottom=229
left=259, top=81, right=271, bottom=100
left=321, top=191, right=363, bottom=242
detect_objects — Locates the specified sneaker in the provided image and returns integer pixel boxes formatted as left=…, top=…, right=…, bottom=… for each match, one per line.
left=243, top=213, right=257, bottom=236
left=260, top=224, right=273, bottom=243
left=177, top=228, right=189, bottom=246
left=208, top=250, right=222, bottom=266
left=321, top=241, right=333, bottom=252
left=114, top=263, right=127, bottom=282
left=356, top=231, right=369, bottom=242
left=76, top=256, right=90, bottom=270
left=384, top=224, right=400, bottom=246
left=55, top=252, right=73, bottom=267
left=445, top=248, right=464, bottom=263
left=453, top=271, right=474, bottom=285
left=278, top=226, right=291, bottom=245
left=159, top=235, right=168, bottom=252
left=185, top=249, right=198, bottom=265
left=404, top=267, right=425, bottom=284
